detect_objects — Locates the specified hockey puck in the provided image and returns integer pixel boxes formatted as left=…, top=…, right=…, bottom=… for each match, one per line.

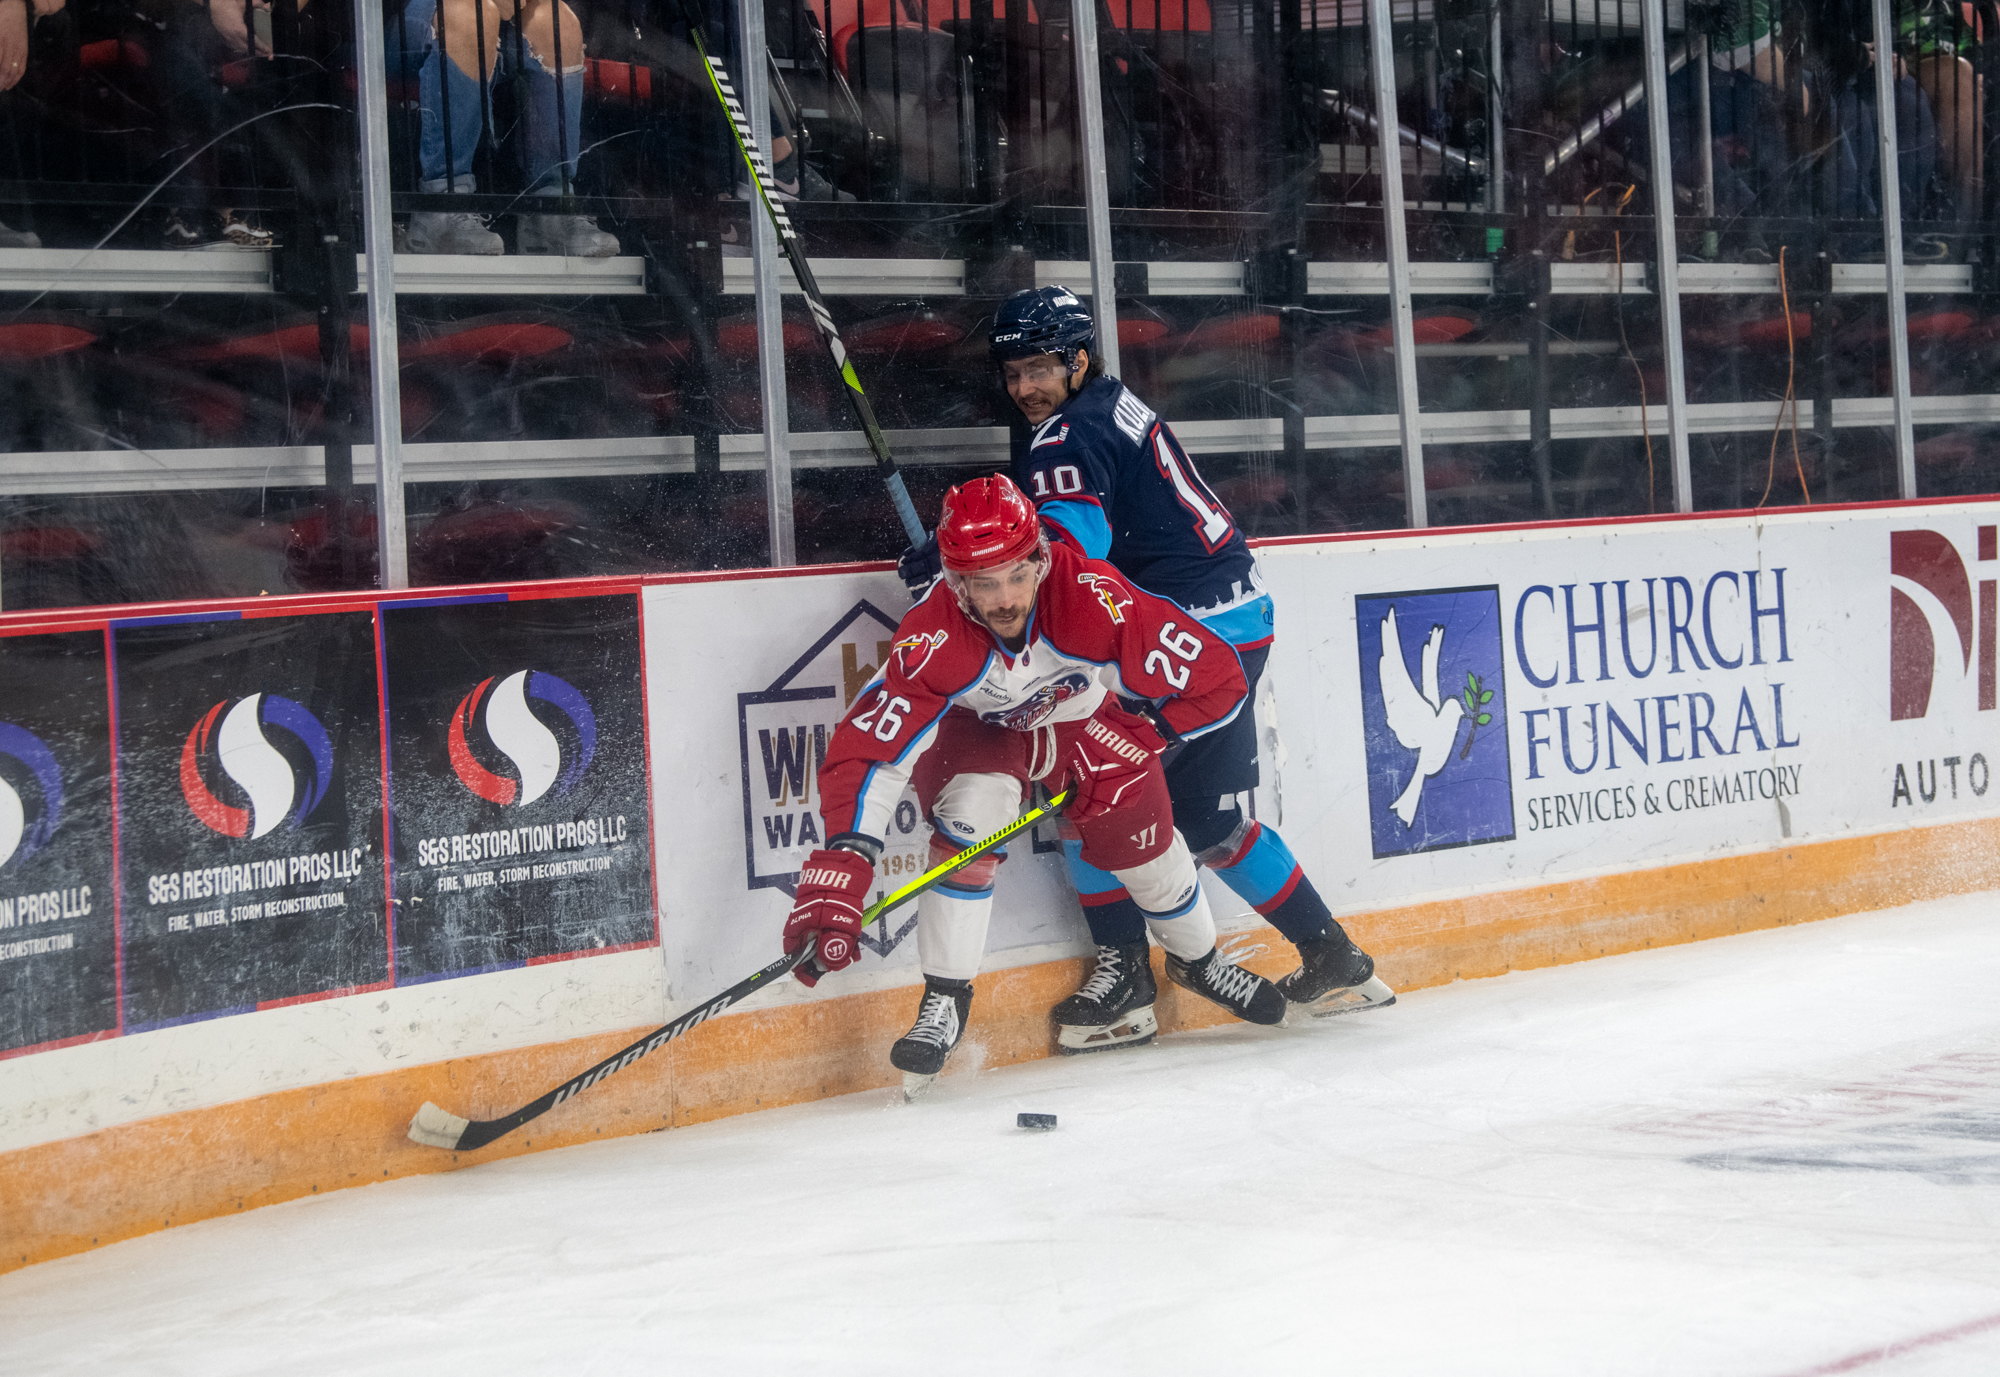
left=1017, top=1112, right=1057, bottom=1131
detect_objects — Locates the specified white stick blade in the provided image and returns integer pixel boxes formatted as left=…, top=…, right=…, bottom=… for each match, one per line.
left=407, top=1101, right=470, bottom=1150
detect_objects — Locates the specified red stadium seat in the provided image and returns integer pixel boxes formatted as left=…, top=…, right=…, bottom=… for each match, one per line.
left=399, top=322, right=573, bottom=365
left=845, top=308, right=967, bottom=356
left=585, top=58, right=652, bottom=106
left=1356, top=312, right=1478, bottom=349
left=822, top=0, right=958, bottom=77
left=1102, top=0, right=1210, bottom=32
left=0, top=323, right=98, bottom=361
left=182, top=323, right=370, bottom=364
left=1737, top=312, right=1811, bottom=347
left=716, top=312, right=817, bottom=359
left=1118, top=316, right=1173, bottom=349
left=78, top=39, right=150, bottom=71
left=1178, top=312, right=1280, bottom=351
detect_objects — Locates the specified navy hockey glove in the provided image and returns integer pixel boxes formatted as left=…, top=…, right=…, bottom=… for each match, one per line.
left=898, top=531, right=941, bottom=597
left=1065, top=704, right=1166, bottom=823
left=783, top=847, right=875, bottom=986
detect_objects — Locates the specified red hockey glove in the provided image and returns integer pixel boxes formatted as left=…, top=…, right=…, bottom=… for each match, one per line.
left=782, top=847, right=875, bottom=987
left=1064, top=704, right=1166, bottom=823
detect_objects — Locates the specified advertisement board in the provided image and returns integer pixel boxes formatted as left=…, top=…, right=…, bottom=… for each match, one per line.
left=384, top=593, right=655, bottom=982
left=1258, top=508, right=2000, bottom=917
left=0, top=630, right=118, bottom=1057
left=113, top=611, right=389, bottom=1029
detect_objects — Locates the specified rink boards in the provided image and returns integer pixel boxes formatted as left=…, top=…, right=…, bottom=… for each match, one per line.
left=5, top=495, right=2000, bottom=1271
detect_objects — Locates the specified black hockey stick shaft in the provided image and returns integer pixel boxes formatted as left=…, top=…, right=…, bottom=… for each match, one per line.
left=407, top=789, right=1068, bottom=1152
left=688, top=23, right=926, bottom=548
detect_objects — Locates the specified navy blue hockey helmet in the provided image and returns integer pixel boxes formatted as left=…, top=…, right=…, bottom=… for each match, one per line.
left=989, top=286, right=1096, bottom=372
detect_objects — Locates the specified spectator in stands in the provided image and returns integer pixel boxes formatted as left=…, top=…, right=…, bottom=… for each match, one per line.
left=390, top=0, right=618, bottom=256
left=153, top=0, right=285, bottom=247
left=0, top=0, right=63, bottom=246
left=1897, top=0, right=1983, bottom=221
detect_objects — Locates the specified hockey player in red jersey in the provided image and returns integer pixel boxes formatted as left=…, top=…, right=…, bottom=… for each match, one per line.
left=782, top=474, right=1287, bottom=1096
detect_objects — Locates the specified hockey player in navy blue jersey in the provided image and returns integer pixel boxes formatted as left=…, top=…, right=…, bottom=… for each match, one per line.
left=908, top=286, right=1394, bottom=1051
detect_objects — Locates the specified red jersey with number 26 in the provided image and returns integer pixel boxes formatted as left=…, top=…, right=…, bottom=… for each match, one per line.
left=818, top=540, right=1247, bottom=847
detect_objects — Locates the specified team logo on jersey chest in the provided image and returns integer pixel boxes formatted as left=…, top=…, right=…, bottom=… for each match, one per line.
left=1031, top=423, right=1069, bottom=451
left=983, top=671, right=1093, bottom=731
left=1076, top=571, right=1132, bottom=624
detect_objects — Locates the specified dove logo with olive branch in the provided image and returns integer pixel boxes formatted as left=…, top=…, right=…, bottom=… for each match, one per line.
left=1359, top=588, right=1516, bottom=857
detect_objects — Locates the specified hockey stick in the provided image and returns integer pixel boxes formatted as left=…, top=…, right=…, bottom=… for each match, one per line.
left=687, top=15, right=926, bottom=548
left=407, top=788, right=1069, bottom=1152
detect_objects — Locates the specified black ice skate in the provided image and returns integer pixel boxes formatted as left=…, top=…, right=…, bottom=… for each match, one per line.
left=1164, top=946, right=1288, bottom=1026
left=1052, top=941, right=1158, bottom=1054
left=890, top=976, right=973, bottom=1101
left=1278, top=934, right=1397, bottom=1017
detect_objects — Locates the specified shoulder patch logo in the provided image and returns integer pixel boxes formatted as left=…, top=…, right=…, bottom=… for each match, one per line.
left=892, top=629, right=950, bottom=676
left=1031, top=423, right=1070, bottom=451
left=1076, top=571, right=1133, bottom=624
left=1111, top=389, right=1156, bottom=445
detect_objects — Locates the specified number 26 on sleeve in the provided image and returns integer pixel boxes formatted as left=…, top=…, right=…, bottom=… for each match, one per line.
left=853, top=691, right=911, bottom=741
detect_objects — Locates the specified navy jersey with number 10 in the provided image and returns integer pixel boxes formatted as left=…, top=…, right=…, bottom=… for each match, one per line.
left=1010, top=376, right=1274, bottom=651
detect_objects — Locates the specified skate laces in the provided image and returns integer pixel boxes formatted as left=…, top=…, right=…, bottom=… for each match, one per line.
left=1217, top=935, right=1269, bottom=967
left=1077, top=946, right=1126, bottom=1001
left=1200, top=954, right=1261, bottom=1008
left=906, top=991, right=960, bottom=1046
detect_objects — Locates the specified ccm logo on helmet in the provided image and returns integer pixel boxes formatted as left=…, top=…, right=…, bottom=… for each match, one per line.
left=992, top=331, right=1024, bottom=344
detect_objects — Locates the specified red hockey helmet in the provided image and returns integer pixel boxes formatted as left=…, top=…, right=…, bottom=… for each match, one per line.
left=937, top=474, right=1043, bottom=573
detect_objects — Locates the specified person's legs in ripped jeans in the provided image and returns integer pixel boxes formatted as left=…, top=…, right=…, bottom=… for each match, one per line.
left=395, top=0, right=614, bottom=254
left=494, top=0, right=618, bottom=255
left=393, top=0, right=502, bottom=252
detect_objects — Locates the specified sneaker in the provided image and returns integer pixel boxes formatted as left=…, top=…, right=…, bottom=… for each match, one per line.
left=1052, top=941, right=1158, bottom=1054
left=406, top=209, right=503, bottom=256
left=211, top=210, right=275, bottom=249
left=1164, top=946, right=1287, bottom=1026
left=1279, top=933, right=1397, bottom=1017
left=515, top=212, right=619, bottom=258
left=0, top=220, right=40, bottom=249
left=771, top=147, right=855, bottom=203
left=162, top=210, right=206, bottom=249
left=890, top=975, right=972, bottom=1099
left=1907, top=234, right=1952, bottom=263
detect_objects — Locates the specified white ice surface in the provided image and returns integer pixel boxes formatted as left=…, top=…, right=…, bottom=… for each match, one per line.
left=7, top=894, right=2000, bottom=1377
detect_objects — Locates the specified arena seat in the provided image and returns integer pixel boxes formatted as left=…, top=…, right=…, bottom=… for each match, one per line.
left=0, top=323, right=98, bottom=361
left=182, top=322, right=369, bottom=365
left=844, top=307, right=967, bottom=357
left=1355, top=311, right=1479, bottom=349
left=1117, top=314, right=1174, bottom=349
left=1176, top=311, right=1280, bottom=351
left=1736, top=311, right=1812, bottom=348
left=585, top=58, right=652, bottom=107
left=822, top=0, right=955, bottom=76
left=77, top=39, right=150, bottom=72
left=399, top=321, right=573, bottom=366
left=716, top=311, right=817, bottom=360
left=1102, top=0, right=1210, bottom=32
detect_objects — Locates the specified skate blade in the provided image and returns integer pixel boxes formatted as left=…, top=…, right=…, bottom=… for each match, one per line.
left=1303, top=974, right=1397, bottom=1019
left=1055, top=1005, right=1159, bottom=1055
left=902, top=1071, right=939, bottom=1102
